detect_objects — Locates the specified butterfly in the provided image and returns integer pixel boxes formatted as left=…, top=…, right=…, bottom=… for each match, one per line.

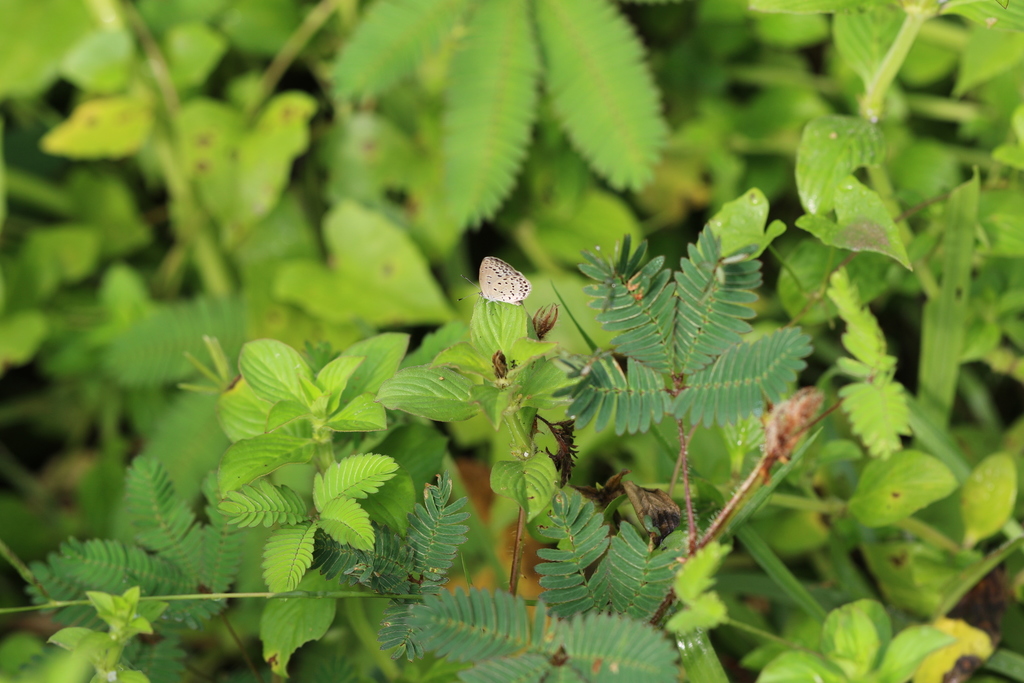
left=478, top=256, right=531, bottom=304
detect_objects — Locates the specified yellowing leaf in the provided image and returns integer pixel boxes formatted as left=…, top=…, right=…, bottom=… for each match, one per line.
left=41, top=97, right=154, bottom=159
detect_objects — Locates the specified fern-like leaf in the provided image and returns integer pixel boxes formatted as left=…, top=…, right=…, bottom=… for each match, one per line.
left=312, top=526, right=412, bottom=594
left=408, top=471, right=470, bottom=590
left=673, top=327, right=813, bottom=427
left=536, top=490, right=610, bottom=617
left=673, top=229, right=761, bottom=375
left=379, top=472, right=470, bottom=659
left=592, top=523, right=676, bottom=620
left=459, top=654, right=552, bottom=683
left=535, top=0, right=667, bottom=189
left=444, top=0, right=539, bottom=227
left=333, top=0, right=471, bottom=98
left=409, top=587, right=532, bottom=661
left=27, top=538, right=197, bottom=626
left=123, top=634, right=185, bottom=683
left=565, top=356, right=670, bottom=435
left=124, top=455, right=202, bottom=578
left=313, top=453, right=398, bottom=508
left=219, top=479, right=308, bottom=528
left=105, top=296, right=246, bottom=387
left=262, top=523, right=316, bottom=592
left=197, top=474, right=242, bottom=593
left=840, top=380, right=910, bottom=458
left=318, top=497, right=375, bottom=551
left=550, top=611, right=679, bottom=682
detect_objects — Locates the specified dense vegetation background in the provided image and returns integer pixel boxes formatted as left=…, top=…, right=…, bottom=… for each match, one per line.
left=1, top=0, right=1024, bottom=681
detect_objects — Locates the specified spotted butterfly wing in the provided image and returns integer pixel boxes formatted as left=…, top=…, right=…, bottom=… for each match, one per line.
left=479, top=256, right=531, bottom=304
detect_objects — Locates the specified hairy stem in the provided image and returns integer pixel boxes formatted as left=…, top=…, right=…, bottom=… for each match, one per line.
left=669, top=420, right=698, bottom=556
left=221, top=613, right=266, bottom=683
left=509, top=506, right=527, bottom=596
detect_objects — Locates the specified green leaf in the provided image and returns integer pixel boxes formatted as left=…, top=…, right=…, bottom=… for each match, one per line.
left=239, top=339, right=313, bottom=406
left=0, top=311, right=48, bottom=374
left=820, top=599, right=888, bottom=679
left=874, top=625, right=954, bottom=683
left=535, top=0, right=667, bottom=189
left=848, top=450, right=958, bottom=527
left=315, top=356, right=364, bottom=405
left=313, top=453, right=399, bottom=508
left=469, top=296, right=530, bottom=361
left=218, top=433, right=316, bottom=495
left=491, top=456, right=558, bottom=522
left=332, top=0, right=471, bottom=98
left=839, top=380, right=911, bottom=459
left=318, top=497, right=375, bottom=551
left=164, top=22, right=227, bottom=90
left=377, top=366, right=480, bottom=422
left=918, top=173, right=977, bottom=424
left=274, top=201, right=453, bottom=326
left=262, top=523, right=316, bottom=592
left=961, top=452, right=1017, bottom=548
left=433, top=341, right=492, bottom=377
left=471, top=384, right=512, bottom=428
left=797, top=177, right=910, bottom=269
left=41, top=96, right=154, bottom=159
left=749, top=0, right=869, bottom=11
left=60, top=29, right=133, bottom=94
left=551, top=611, right=680, bottom=682
left=665, top=592, right=728, bottom=635
left=795, top=115, right=885, bottom=215
left=758, top=651, right=847, bottom=683
left=535, top=190, right=645, bottom=266
left=943, top=1, right=1024, bottom=31
left=828, top=268, right=889, bottom=369
left=736, top=526, right=827, bottom=623
left=535, top=490, right=610, bottom=617
left=832, top=5, right=903, bottom=88
left=954, top=28, right=1024, bottom=95
left=260, top=573, right=337, bottom=676
left=706, top=188, right=785, bottom=257
left=338, top=332, right=410, bottom=404
left=217, top=377, right=272, bottom=442
left=326, top=392, right=388, bottom=432
left=444, top=0, right=539, bottom=227
left=361, top=466, right=415, bottom=536
left=409, top=587, right=532, bottom=661
left=218, top=480, right=308, bottom=528
left=0, top=0, right=93, bottom=100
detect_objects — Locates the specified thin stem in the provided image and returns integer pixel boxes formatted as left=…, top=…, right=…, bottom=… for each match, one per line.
left=724, top=618, right=815, bottom=653
left=249, top=0, right=339, bottom=118
left=221, top=613, right=266, bottom=683
left=345, top=599, right=400, bottom=680
left=895, top=516, right=961, bottom=554
left=861, top=10, right=930, bottom=121
left=442, top=455, right=508, bottom=589
left=509, top=506, right=527, bottom=596
left=669, top=420, right=698, bottom=556
left=124, top=0, right=180, bottom=117
left=0, top=537, right=49, bottom=601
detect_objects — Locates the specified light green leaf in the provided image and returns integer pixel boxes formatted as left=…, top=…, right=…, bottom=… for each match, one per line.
left=218, top=433, right=316, bottom=495
left=60, top=29, right=133, bottom=94
left=758, top=651, right=847, bottom=683
left=0, top=311, right=48, bottom=375
left=444, top=0, right=539, bottom=227
left=828, top=268, right=888, bottom=370
left=217, top=377, right=272, bottom=442
left=750, top=0, right=869, bottom=11
left=337, top=332, right=410, bottom=404
left=954, top=27, right=1024, bottom=95
left=260, top=573, right=337, bottom=676
left=326, top=392, right=387, bottom=432
left=274, top=201, right=453, bottom=326
left=874, top=625, right=954, bottom=683
left=262, top=523, right=316, bottom=592
left=0, top=0, right=93, bottom=99
left=833, top=5, right=903, bottom=88
left=795, top=115, right=885, bottom=215
left=239, top=339, right=313, bottom=406
left=470, top=383, right=512, bottom=428
left=707, top=188, right=785, bottom=257
left=432, top=341, right=492, bottom=377
left=318, top=497, right=374, bottom=550
left=490, top=456, right=558, bottom=521
left=41, top=97, right=154, bottom=159
left=316, top=355, right=365, bottom=405
left=265, top=400, right=311, bottom=433
left=840, top=379, right=911, bottom=459
left=797, top=177, right=910, bottom=269
left=313, top=453, right=399, bottom=509
left=535, top=190, right=645, bottom=265
left=164, top=22, right=227, bottom=90
left=377, top=365, right=480, bottom=421
left=665, top=592, right=728, bottom=636
left=961, top=452, right=1017, bottom=548
left=943, top=1, right=1024, bottom=31
left=820, top=600, right=888, bottom=679
left=674, top=542, right=730, bottom=603
left=535, top=0, right=667, bottom=189
left=470, top=296, right=529, bottom=359
left=848, top=450, right=958, bottom=527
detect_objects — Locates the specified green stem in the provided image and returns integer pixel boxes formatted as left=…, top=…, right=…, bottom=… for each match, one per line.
left=894, top=516, right=961, bottom=554
left=442, top=454, right=508, bottom=590
left=313, top=438, right=335, bottom=472
left=861, top=10, right=930, bottom=121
